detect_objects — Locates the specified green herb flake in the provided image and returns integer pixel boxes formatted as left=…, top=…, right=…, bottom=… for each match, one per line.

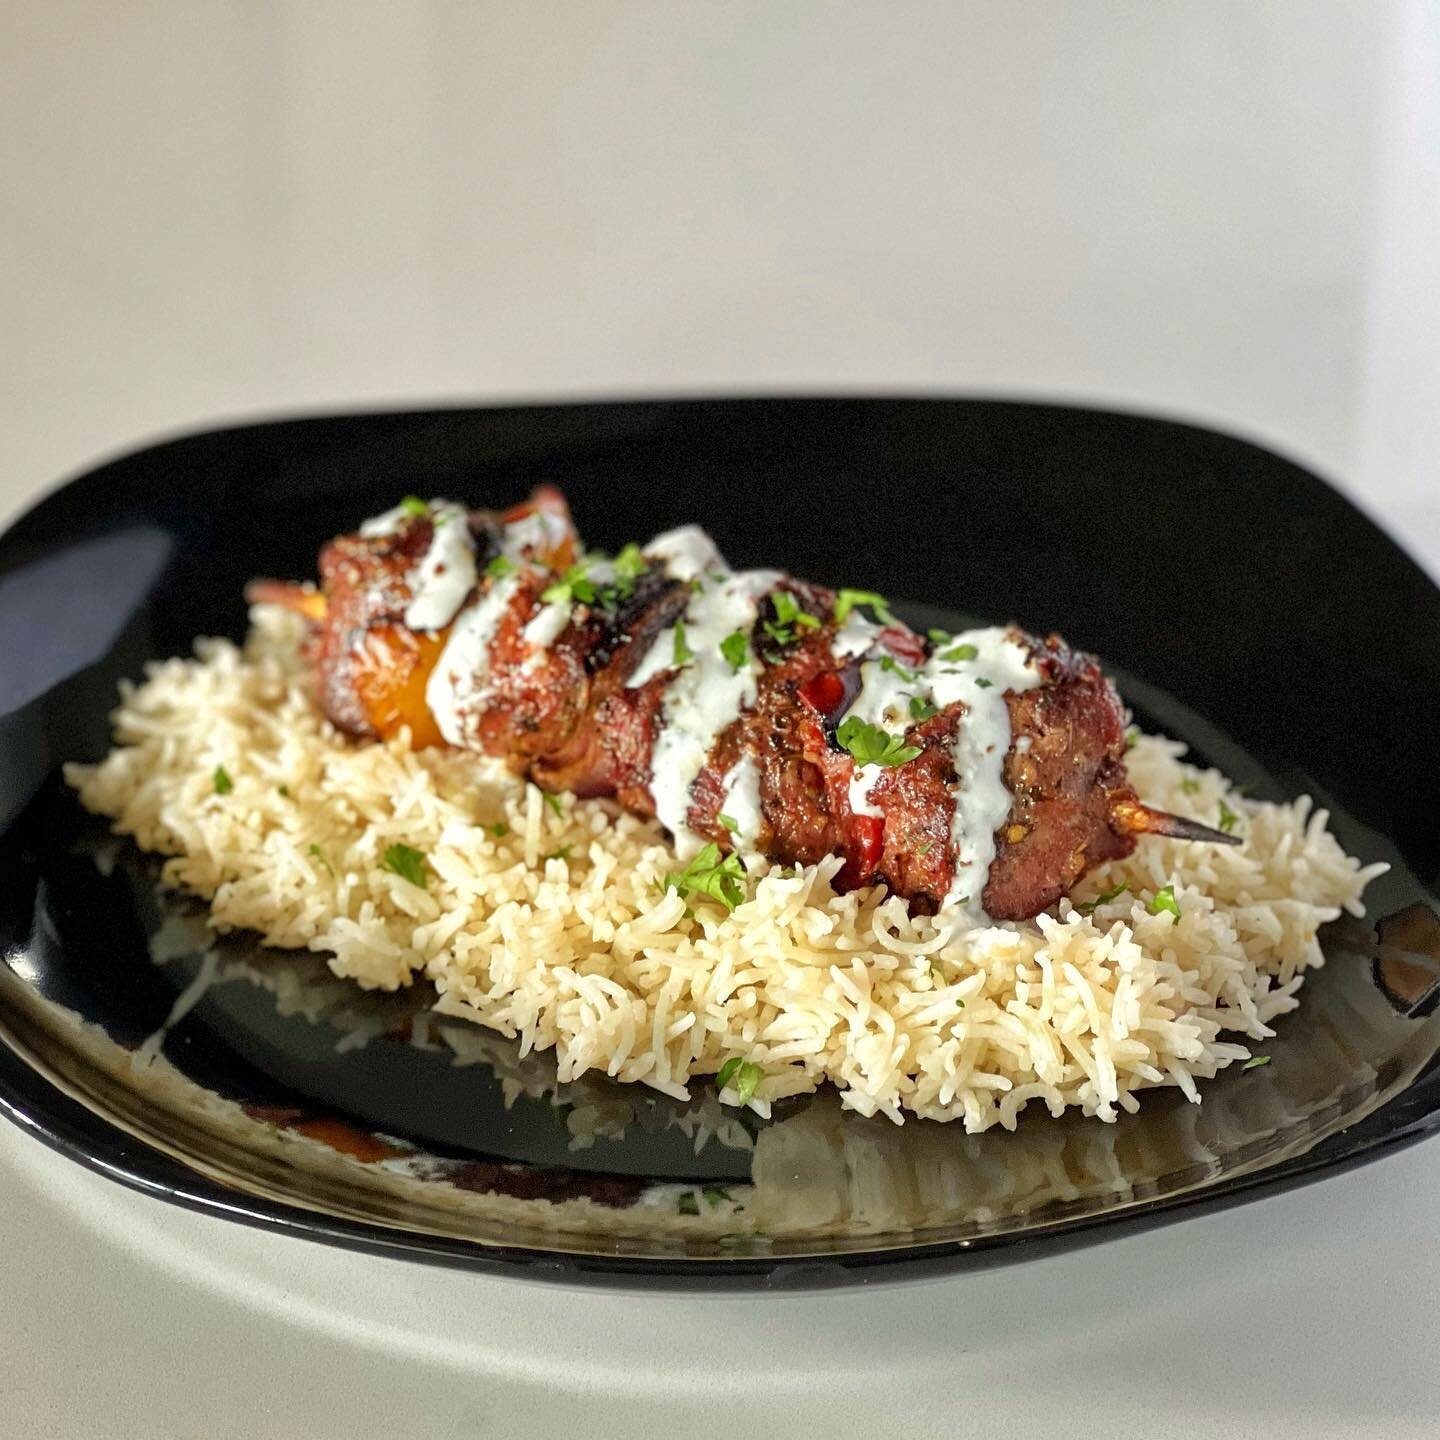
left=879, top=655, right=917, bottom=682
left=1180, top=777, right=1201, bottom=795
left=973, top=677, right=993, bottom=689
left=212, top=766, right=233, bottom=796
left=399, top=495, right=429, bottom=518
left=939, top=642, right=979, bottom=663
left=485, top=553, right=516, bottom=581
left=543, top=791, right=565, bottom=819
left=664, top=843, right=747, bottom=912
left=488, top=821, right=510, bottom=838
left=611, top=542, right=646, bottom=598
left=716, top=1056, right=764, bottom=1104
left=927, top=628, right=952, bottom=645
left=677, top=1192, right=700, bottom=1216
left=1077, top=881, right=1129, bottom=916
left=833, top=589, right=895, bottom=625
left=276, top=784, right=290, bottom=798
left=1218, top=798, right=1240, bottom=834
left=1147, top=884, right=1181, bottom=919
left=718, top=813, right=739, bottom=833
left=307, top=843, right=334, bottom=877
left=762, top=590, right=820, bottom=647
left=543, top=845, right=573, bottom=863
left=908, top=694, right=939, bottom=722
left=836, top=715, right=922, bottom=768
left=672, top=621, right=695, bottom=667
left=540, top=559, right=596, bottom=606
left=1125, top=728, right=1139, bottom=751
left=381, top=842, right=428, bottom=889
left=720, top=629, right=750, bottom=674
left=702, top=1187, right=730, bottom=1207
left=1242, top=1054, right=1271, bottom=1070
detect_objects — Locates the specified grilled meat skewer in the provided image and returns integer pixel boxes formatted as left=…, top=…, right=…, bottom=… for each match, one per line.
left=248, top=488, right=1235, bottom=921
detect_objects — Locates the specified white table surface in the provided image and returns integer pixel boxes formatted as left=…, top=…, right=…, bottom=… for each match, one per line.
left=2, top=4, right=1437, bottom=1436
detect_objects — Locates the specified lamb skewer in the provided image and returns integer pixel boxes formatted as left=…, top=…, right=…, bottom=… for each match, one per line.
left=248, top=488, right=1236, bottom=921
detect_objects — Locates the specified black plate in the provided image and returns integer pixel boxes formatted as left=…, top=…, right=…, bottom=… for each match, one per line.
left=1, top=398, right=1437, bottom=1289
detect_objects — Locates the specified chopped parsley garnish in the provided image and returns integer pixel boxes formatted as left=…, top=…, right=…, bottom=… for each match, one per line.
left=973, top=677, right=993, bottom=689
left=879, top=655, right=917, bottom=682
left=716, top=1057, right=764, bottom=1104
left=927, top=628, right=952, bottom=645
left=611, top=542, right=646, bottom=598
left=1125, top=728, right=1139, bottom=751
left=487, top=821, right=510, bottom=838
left=672, top=621, right=695, bottom=667
left=212, top=766, right=233, bottom=795
left=1180, top=777, right=1201, bottom=795
left=762, top=590, right=820, bottom=648
left=718, top=813, right=739, bottom=833
left=720, top=629, right=750, bottom=674
left=543, top=845, right=573, bottom=862
left=381, top=843, right=428, bottom=889
left=677, top=1192, right=700, bottom=1216
left=837, top=715, right=922, bottom=768
left=485, top=553, right=516, bottom=580
left=778, top=591, right=819, bottom=628
left=543, top=791, right=565, bottom=819
left=307, top=843, right=334, bottom=876
left=276, top=784, right=290, bottom=798
left=833, top=589, right=895, bottom=625
left=664, top=843, right=746, bottom=912
left=938, top=641, right=978, bottom=663
left=540, top=559, right=596, bottom=606
left=703, top=1186, right=730, bottom=1206
left=1242, top=1055, right=1271, bottom=1070
left=399, top=495, right=429, bottom=518
left=1077, top=881, right=1129, bottom=915
left=915, top=839, right=935, bottom=857
left=908, top=694, right=939, bottom=722
left=1218, top=798, right=1240, bottom=833
left=1147, top=885, right=1180, bottom=918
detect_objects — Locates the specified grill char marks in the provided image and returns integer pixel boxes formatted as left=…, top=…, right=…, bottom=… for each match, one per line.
left=529, top=569, right=693, bottom=801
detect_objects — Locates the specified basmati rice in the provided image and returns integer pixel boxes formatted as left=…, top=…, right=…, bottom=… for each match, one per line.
left=65, top=606, right=1386, bottom=1131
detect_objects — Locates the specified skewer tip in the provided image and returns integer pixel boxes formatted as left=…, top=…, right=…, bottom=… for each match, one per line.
left=1110, top=798, right=1242, bottom=846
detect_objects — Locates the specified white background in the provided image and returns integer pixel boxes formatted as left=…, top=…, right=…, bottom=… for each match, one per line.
left=1, top=4, right=1437, bottom=1436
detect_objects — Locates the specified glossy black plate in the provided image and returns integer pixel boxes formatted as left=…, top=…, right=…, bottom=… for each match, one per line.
left=1, top=398, right=1437, bottom=1289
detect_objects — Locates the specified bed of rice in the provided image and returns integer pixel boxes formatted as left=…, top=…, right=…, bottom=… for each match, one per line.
left=65, top=606, right=1386, bottom=1131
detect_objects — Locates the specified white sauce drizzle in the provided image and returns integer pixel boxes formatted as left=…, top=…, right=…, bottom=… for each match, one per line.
left=424, top=512, right=573, bottom=747
left=926, top=627, right=1039, bottom=912
left=403, top=504, right=475, bottom=631
left=625, top=534, right=781, bottom=856
left=644, top=525, right=723, bottom=581
left=358, top=504, right=411, bottom=538
left=718, top=755, right=763, bottom=845
left=425, top=573, right=521, bottom=747
left=832, top=612, right=885, bottom=659
left=356, top=499, right=477, bottom=633
left=522, top=601, right=571, bottom=651
left=838, top=626, right=1038, bottom=915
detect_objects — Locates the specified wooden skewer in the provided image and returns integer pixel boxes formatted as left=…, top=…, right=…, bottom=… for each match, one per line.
left=1110, top=798, right=1241, bottom=846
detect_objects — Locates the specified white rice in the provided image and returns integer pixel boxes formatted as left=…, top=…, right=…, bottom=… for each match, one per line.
left=65, top=606, right=1387, bottom=1132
